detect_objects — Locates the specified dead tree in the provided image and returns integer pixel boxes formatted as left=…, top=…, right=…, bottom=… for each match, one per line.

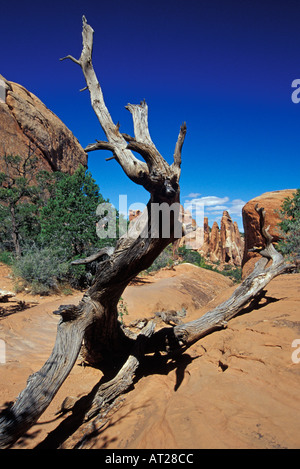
left=0, top=17, right=292, bottom=449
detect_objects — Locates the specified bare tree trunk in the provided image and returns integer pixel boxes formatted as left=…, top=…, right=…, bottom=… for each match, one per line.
left=0, top=17, right=293, bottom=449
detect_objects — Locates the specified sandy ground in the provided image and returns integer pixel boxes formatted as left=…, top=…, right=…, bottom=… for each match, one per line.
left=0, top=263, right=299, bottom=449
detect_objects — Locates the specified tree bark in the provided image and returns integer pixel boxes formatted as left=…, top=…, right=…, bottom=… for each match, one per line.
left=0, top=18, right=292, bottom=449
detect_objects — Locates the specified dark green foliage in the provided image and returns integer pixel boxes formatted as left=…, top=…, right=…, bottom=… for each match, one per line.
left=146, top=245, right=174, bottom=272
left=0, top=155, right=117, bottom=293
left=39, top=165, right=110, bottom=257
left=146, top=244, right=242, bottom=283
left=0, top=153, right=42, bottom=255
left=177, top=246, right=207, bottom=268
left=219, top=264, right=242, bottom=282
left=277, top=188, right=300, bottom=264
left=0, top=250, right=14, bottom=265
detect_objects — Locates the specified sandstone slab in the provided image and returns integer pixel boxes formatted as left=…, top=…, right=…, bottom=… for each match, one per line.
left=0, top=74, right=87, bottom=174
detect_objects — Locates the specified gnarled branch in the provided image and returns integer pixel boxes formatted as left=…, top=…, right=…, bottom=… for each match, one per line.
left=61, top=16, right=148, bottom=186
left=70, top=204, right=291, bottom=427
left=84, top=141, right=116, bottom=153
left=61, top=16, right=182, bottom=192
left=70, top=247, right=115, bottom=265
left=172, top=122, right=187, bottom=169
left=0, top=296, right=99, bottom=448
left=125, top=100, right=154, bottom=146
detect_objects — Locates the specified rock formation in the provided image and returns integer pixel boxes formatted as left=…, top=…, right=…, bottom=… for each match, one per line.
left=0, top=75, right=87, bottom=174
left=198, top=211, right=244, bottom=266
left=242, top=189, right=297, bottom=278
left=219, top=211, right=244, bottom=266
left=209, top=221, right=221, bottom=262
left=180, top=210, right=244, bottom=266
left=179, top=209, right=204, bottom=250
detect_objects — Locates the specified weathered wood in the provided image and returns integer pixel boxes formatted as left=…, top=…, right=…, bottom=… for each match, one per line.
left=61, top=17, right=149, bottom=187
left=70, top=246, right=114, bottom=265
left=0, top=296, right=98, bottom=448
left=85, top=321, right=155, bottom=421
left=172, top=122, right=186, bottom=173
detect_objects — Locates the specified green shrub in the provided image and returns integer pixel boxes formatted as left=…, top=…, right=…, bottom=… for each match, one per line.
left=177, top=246, right=203, bottom=266
left=0, top=251, right=14, bottom=265
left=12, top=245, right=70, bottom=295
left=277, top=188, right=300, bottom=265
left=146, top=245, right=175, bottom=272
left=219, top=266, right=242, bottom=283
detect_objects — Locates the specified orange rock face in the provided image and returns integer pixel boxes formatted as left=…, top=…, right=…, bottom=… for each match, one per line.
left=220, top=211, right=244, bottom=266
left=242, top=189, right=297, bottom=277
left=197, top=211, right=244, bottom=266
left=0, top=75, right=87, bottom=174
left=209, top=221, right=221, bottom=262
left=179, top=209, right=244, bottom=266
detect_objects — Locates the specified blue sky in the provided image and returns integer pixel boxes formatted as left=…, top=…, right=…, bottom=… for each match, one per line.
left=1, top=0, right=300, bottom=231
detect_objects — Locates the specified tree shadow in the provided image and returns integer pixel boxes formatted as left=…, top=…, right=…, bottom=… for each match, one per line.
left=135, top=351, right=199, bottom=392
left=33, top=378, right=152, bottom=450
left=0, top=400, right=43, bottom=448
left=235, top=289, right=282, bottom=318
left=31, top=349, right=197, bottom=449
left=33, top=378, right=103, bottom=449
left=0, top=300, right=37, bottom=319
left=128, top=276, right=152, bottom=286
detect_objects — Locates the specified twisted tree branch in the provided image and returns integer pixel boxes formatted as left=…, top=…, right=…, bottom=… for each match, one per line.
left=172, top=122, right=187, bottom=170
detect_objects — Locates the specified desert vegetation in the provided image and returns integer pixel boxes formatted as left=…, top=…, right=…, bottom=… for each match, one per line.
left=0, top=158, right=117, bottom=293
left=277, top=188, right=300, bottom=268
left=145, top=244, right=242, bottom=283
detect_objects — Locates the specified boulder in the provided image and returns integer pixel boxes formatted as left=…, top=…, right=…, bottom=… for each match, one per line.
left=242, top=189, right=297, bottom=278
left=0, top=74, right=87, bottom=174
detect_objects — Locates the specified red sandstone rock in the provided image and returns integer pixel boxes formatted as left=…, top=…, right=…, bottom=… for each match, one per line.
left=209, top=221, right=221, bottom=263
left=180, top=209, right=244, bottom=266
left=220, top=211, right=244, bottom=266
left=242, top=189, right=297, bottom=277
left=0, top=75, right=87, bottom=174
